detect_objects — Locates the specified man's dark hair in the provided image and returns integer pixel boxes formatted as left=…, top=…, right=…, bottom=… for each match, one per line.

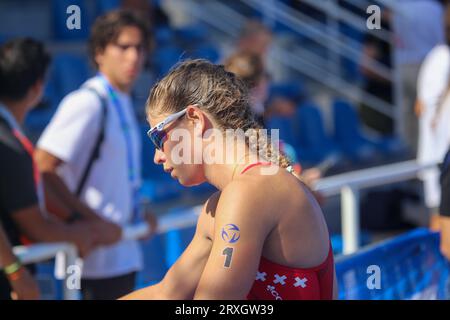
left=0, top=38, right=51, bottom=101
left=88, top=9, right=152, bottom=69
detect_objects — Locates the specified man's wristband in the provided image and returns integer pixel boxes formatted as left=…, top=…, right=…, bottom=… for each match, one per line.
left=3, top=261, right=22, bottom=275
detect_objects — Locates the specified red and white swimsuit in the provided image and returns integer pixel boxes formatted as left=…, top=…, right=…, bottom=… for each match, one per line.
left=247, top=244, right=334, bottom=300
left=240, top=162, right=335, bottom=300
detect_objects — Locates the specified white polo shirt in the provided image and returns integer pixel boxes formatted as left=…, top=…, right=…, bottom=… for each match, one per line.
left=416, top=44, right=450, bottom=208
left=38, top=76, right=143, bottom=279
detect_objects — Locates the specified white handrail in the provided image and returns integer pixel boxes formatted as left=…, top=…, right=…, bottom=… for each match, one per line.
left=315, top=160, right=439, bottom=254
left=315, top=160, right=438, bottom=196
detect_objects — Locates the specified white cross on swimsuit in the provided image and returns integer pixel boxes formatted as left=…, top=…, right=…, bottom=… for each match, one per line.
left=256, top=271, right=267, bottom=281
left=294, top=277, right=308, bottom=288
left=273, top=274, right=287, bottom=285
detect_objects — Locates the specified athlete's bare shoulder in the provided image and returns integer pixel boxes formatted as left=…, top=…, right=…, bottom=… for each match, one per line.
left=197, top=191, right=221, bottom=239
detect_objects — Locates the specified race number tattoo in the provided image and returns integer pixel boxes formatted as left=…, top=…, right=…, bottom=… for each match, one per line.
left=222, top=247, right=234, bottom=268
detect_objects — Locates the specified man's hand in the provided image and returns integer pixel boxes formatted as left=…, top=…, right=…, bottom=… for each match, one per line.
left=9, top=268, right=40, bottom=300
left=68, top=221, right=103, bottom=257
left=139, top=211, right=158, bottom=241
left=439, top=216, right=450, bottom=260
left=414, top=100, right=424, bottom=118
left=90, top=220, right=123, bottom=246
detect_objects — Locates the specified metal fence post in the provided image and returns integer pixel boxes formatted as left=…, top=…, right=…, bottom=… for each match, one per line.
left=63, top=244, right=81, bottom=300
left=341, top=185, right=360, bottom=254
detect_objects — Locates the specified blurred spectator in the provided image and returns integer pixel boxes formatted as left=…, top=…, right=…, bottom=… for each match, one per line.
left=0, top=223, right=40, bottom=300
left=265, top=96, right=297, bottom=119
left=224, top=51, right=269, bottom=125
left=35, top=10, right=157, bottom=300
left=416, top=3, right=450, bottom=231
left=390, top=0, right=445, bottom=154
left=236, top=20, right=273, bottom=61
left=223, top=51, right=298, bottom=123
left=0, top=38, right=109, bottom=300
left=439, top=148, right=450, bottom=260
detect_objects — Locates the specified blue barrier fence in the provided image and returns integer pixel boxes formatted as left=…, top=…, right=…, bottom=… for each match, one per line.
left=336, top=228, right=450, bottom=300
left=36, top=225, right=449, bottom=300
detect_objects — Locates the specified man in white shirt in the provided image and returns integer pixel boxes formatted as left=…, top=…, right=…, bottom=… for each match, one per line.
left=35, top=10, right=154, bottom=300
left=415, top=3, right=450, bottom=230
left=391, top=0, right=445, bottom=154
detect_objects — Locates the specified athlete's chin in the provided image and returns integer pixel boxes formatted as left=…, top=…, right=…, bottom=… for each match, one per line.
left=177, top=176, right=206, bottom=187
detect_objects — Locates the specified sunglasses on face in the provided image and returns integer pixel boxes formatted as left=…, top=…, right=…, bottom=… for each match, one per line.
left=147, top=108, right=189, bottom=150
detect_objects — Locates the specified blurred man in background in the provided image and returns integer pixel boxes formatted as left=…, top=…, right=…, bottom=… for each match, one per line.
left=439, top=149, right=450, bottom=260
left=35, top=10, right=156, bottom=300
left=0, top=37, right=111, bottom=300
left=391, top=0, right=445, bottom=154
left=415, top=2, right=450, bottom=231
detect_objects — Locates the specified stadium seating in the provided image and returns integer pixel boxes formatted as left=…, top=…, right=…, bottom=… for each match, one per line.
left=152, top=45, right=185, bottom=77
left=51, top=0, right=90, bottom=40
left=52, top=53, right=92, bottom=97
left=332, top=99, right=380, bottom=163
left=333, top=99, right=409, bottom=162
left=95, top=0, right=121, bottom=16
left=296, top=102, right=342, bottom=164
left=269, top=81, right=306, bottom=105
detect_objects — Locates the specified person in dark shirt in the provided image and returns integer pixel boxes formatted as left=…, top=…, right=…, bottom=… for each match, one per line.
left=0, top=38, right=118, bottom=300
left=439, top=148, right=450, bottom=260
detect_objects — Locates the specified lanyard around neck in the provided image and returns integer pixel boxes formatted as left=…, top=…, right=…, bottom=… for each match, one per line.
left=97, top=74, right=137, bottom=186
left=0, top=104, right=21, bottom=134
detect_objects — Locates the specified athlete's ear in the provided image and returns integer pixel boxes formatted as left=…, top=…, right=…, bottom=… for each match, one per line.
left=185, top=105, right=211, bottom=135
left=27, top=79, right=45, bottom=109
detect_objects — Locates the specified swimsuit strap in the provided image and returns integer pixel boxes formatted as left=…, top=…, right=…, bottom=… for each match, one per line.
left=240, top=162, right=272, bottom=175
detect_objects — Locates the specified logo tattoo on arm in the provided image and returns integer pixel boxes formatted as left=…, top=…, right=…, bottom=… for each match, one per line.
left=221, top=224, right=240, bottom=268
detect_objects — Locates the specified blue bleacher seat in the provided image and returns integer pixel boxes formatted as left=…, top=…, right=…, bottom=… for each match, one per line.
left=155, top=26, right=174, bottom=46
left=187, top=44, right=220, bottom=63
left=52, top=0, right=90, bottom=40
left=296, top=102, right=341, bottom=164
left=175, top=25, right=208, bottom=45
left=152, top=45, right=184, bottom=77
left=332, top=99, right=409, bottom=162
left=96, top=0, right=121, bottom=16
left=266, top=116, right=296, bottom=147
left=332, top=99, right=379, bottom=163
left=53, top=53, right=91, bottom=97
left=266, top=116, right=301, bottom=163
left=269, top=81, right=305, bottom=104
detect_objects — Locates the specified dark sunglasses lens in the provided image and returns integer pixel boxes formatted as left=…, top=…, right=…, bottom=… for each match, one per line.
left=150, top=130, right=166, bottom=150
